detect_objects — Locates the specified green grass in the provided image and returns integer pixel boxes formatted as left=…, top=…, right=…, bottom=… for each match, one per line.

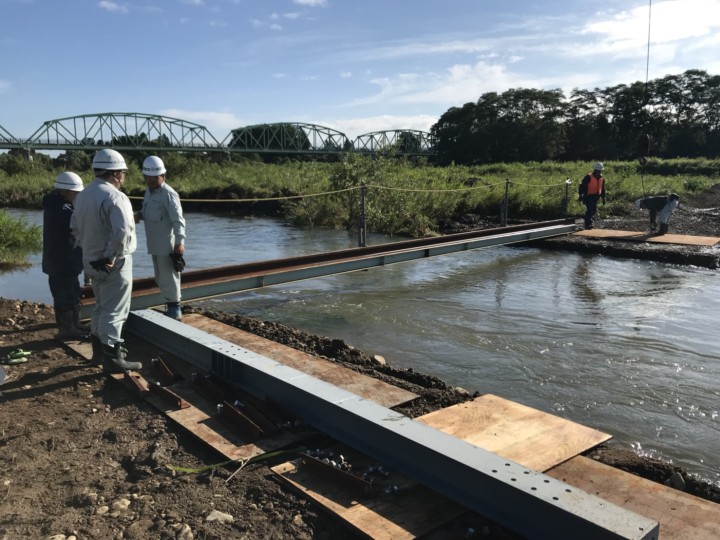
left=1, top=155, right=718, bottom=247
left=0, top=209, right=42, bottom=269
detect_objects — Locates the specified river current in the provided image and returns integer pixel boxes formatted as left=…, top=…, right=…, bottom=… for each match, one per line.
left=2, top=209, right=719, bottom=486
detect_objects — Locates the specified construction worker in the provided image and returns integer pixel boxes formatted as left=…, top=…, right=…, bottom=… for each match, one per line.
left=634, top=193, right=680, bottom=235
left=578, top=162, right=606, bottom=230
left=42, top=171, right=89, bottom=340
left=71, top=149, right=142, bottom=373
left=135, top=155, right=186, bottom=320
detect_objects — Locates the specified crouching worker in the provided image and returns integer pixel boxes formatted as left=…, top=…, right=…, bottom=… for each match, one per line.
left=42, top=172, right=89, bottom=340
left=634, top=193, right=680, bottom=235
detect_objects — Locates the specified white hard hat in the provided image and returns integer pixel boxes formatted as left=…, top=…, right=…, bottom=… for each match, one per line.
left=593, top=162, right=604, bottom=171
left=142, top=155, right=166, bottom=176
left=92, top=148, right=128, bottom=171
left=54, top=171, right=84, bottom=192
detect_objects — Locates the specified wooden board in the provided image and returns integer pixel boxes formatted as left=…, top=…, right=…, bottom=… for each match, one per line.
left=63, top=338, right=313, bottom=461
left=417, top=394, right=612, bottom=472
left=272, top=461, right=465, bottom=540
left=574, top=229, right=720, bottom=246
left=272, top=394, right=612, bottom=539
left=182, top=313, right=418, bottom=408
left=547, top=456, right=720, bottom=540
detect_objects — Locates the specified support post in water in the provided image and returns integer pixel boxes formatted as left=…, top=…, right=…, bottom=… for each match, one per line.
left=563, top=178, right=572, bottom=217
left=500, top=177, right=510, bottom=226
left=358, top=183, right=367, bottom=247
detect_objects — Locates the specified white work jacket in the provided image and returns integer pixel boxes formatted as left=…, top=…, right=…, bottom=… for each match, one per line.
left=71, top=177, right=136, bottom=262
left=140, top=182, right=185, bottom=255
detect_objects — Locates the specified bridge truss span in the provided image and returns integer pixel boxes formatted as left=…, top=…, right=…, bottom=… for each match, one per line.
left=24, top=112, right=224, bottom=152
left=224, top=122, right=353, bottom=154
left=354, top=129, right=437, bottom=155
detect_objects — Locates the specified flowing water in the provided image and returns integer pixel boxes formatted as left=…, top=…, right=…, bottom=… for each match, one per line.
left=3, top=208, right=719, bottom=486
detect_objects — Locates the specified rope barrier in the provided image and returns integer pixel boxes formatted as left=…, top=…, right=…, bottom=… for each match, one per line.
left=126, top=178, right=570, bottom=206
left=364, top=181, right=507, bottom=194
left=127, top=185, right=360, bottom=203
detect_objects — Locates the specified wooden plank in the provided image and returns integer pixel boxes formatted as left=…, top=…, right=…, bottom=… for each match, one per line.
left=272, top=394, right=613, bottom=538
left=182, top=313, right=418, bottom=408
left=63, top=337, right=313, bottom=461
left=574, top=229, right=720, bottom=246
left=417, top=394, right=612, bottom=472
left=271, top=460, right=466, bottom=540
left=547, top=456, right=720, bottom=540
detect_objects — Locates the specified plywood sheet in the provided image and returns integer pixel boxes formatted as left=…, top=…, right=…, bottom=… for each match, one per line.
left=574, top=229, right=720, bottom=246
left=273, top=395, right=612, bottom=539
left=182, top=313, right=418, bottom=408
left=547, top=456, right=720, bottom=540
left=417, top=394, right=612, bottom=472
left=271, top=460, right=465, bottom=540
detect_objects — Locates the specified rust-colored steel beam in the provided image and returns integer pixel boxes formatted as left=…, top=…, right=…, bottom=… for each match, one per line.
left=300, top=453, right=373, bottom=495
left=79, top=219, right=576, bottom=317
left=147, top=381, right=191, bottom=410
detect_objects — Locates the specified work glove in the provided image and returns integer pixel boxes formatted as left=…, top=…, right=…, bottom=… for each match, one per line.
left=170, top=252, right=186, bottom=272
left=90, top=258, right=112, bottom=274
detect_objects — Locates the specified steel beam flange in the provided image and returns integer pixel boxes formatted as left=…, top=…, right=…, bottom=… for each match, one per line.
left=126, top=309, right=659, bottom=540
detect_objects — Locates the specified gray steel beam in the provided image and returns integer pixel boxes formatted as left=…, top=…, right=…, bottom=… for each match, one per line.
left=126, top=309, right=659, bottom=540
left=106, top=223, right=577, bottom=316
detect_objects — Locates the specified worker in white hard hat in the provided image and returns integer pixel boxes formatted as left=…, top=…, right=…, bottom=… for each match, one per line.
left=70, top=149, right=141, bottom=373
left=42, top=171, right=88, bottom=340
left=578, top=162, right=606, bottom=230
left=134, top=155, right=186, bottom=320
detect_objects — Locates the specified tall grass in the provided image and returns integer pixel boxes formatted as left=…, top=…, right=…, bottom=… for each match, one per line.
left=0, top=155, right=717, bottom=238
left=0, top=209, right=42, bottom=269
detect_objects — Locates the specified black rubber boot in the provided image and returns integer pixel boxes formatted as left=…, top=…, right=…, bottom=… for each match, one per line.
left=658, top=223, right=669, bottom=235
left=55, top=309, right=88, bottom=340
left=90, top=334, right=103, bottom=366
left=73, top=306, right=91, bottom=334
left=101, top=342, right=142, bottom=373
left=165, top=302, right=182, bottom=320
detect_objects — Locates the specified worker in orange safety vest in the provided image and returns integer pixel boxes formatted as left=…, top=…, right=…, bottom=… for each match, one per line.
left=578, top=162, right=606, bottom=230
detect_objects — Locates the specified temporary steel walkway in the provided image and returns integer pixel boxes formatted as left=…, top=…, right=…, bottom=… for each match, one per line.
left=79, top=219, right=578, bottom=317
left=125, top=308, right=659, bottom=539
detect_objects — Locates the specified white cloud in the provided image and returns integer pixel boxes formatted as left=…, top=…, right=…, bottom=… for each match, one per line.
left=182, top=0, right=205, bottom=5
left=348, top=61, right=530, bottom=108
left=273, top=73, right=288, bottom=79
left=270, top=23, right=282, bottom=31
left=0, top=79, right=10, bottom=92
left=98, top=1, right=128, bottom=14
left=340, top=71, right=352, bottom=79
left=159, top=109, right=247, bottom=137
left=293, top=0, right=327, bottom=6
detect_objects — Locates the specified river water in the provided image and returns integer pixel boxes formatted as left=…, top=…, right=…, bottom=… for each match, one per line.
left=3, top=208, right=719, bottom=486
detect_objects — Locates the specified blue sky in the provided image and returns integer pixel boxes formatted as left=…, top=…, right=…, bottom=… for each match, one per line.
left=1, top=0, right=719, bottom=141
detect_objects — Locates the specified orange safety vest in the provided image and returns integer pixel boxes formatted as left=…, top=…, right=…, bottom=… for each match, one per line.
left=585, top=173, right=604, bottom=196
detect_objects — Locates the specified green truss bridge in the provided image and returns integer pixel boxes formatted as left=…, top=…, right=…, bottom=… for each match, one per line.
left=0, top=113, right=436, bottom=157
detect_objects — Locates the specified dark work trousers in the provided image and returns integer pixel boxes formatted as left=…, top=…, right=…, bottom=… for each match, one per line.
left=48, top=273, right=82, bottom=312
left=583, top=195, right=601, bottom=228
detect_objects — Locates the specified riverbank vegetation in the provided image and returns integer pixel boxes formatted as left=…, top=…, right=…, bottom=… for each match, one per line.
left=1, top=152, right=717, bottom=239
left=0, top=209, right=41, bottom=269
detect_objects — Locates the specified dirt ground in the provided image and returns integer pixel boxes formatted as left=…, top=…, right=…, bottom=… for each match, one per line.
left=1, top=187, right=719, bottom=540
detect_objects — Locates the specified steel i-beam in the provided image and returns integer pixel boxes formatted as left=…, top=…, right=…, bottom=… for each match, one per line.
left=126, top=309, right=659, bottom=540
